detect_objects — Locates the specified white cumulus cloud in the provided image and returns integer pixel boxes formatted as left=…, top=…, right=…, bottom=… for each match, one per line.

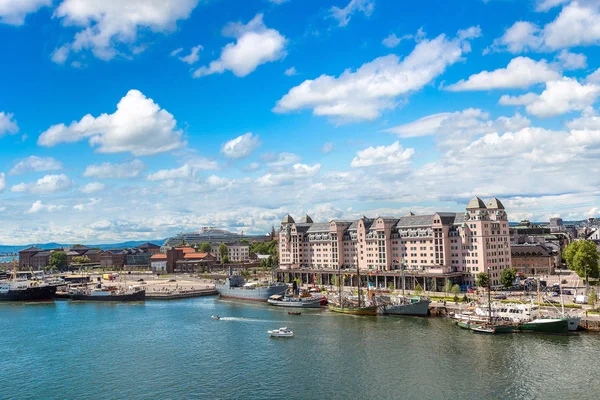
left=9, top=156, right=62, bottom=175
left=555, top=49, right=587, bottom=70
left=221, top=133, right=261, bottom=159
left=330, top=0, right=374, bottom=27
left=178, top=45, right=203, bottom=65
left=491, top=2, right=600, bottom=53
left=0, top=172, right=5, bottom=193
left=147, top=164, right=193, bottom=181
left=274, top=29, right=478, bottom=122
left=26, top=200, right=65, bottom=214
left=0, top=112, right=19, bottom=136
left=385, top=108, right=531, bottom=138
left=446, top=57, right=560, bottom=91
left=83, top=160, right=145, bottom=179
left=381, top=33, right=412, bottom=48
left=284, top=67, right=297, bottom=76
left=80, top=182, right=106, bottom=194
left=193, top=14, right=287, bottom=78
left=351, top=141, right=414, bottom=168
left=257, top=163, right=321, bottom=186
left=38, top=90, right=186, bottom=156
left=51, top=0, right=200, bottom=62
left=0, top=0, right=50, bottom=25
left=11, top=174, right=74, bottom=194
left=499, top=78, right=600, bottom=118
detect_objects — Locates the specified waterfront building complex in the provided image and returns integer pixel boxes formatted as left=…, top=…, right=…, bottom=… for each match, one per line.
left=278, top=197, right=511, bottom=287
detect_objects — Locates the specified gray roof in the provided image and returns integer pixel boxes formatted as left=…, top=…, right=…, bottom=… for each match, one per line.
left=395, top=215, right=434, bottom=228
left=294, top=223, right=312, bottom=233
left=466, top=196, right=486, bottom=209
left=32, top=251, right=53, bottom=257
left=486, top=198, right=505, bottom=209
left=19, top=246, right=42, bottom=252
left=84, top=249, right=102, bottom=255
left=306, top=222, right=331, bottom=233
left=437, top=212, right=458, bottom=225
left=511, top=244, right=552, bottom=257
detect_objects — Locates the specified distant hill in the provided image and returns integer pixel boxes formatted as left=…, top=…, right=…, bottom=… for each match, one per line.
left=0, top=239, right=165, bottom=254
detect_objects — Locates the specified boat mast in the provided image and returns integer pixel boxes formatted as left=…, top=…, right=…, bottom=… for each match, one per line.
left=537, top=277, right=541, bottom=319
left=487, top=276, right=492, bottom=322
left=402, top=264, right=405, bottom=297
left=357, top=264, right=361, bottom=308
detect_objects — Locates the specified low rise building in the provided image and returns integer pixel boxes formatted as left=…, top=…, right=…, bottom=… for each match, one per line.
left=511, top=244, right=555, bottom=276
left=214, top=242, right=250, bottom=263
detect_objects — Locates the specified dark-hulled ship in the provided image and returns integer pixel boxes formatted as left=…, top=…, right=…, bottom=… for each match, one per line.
left=0, top=279, right=57, bottom=301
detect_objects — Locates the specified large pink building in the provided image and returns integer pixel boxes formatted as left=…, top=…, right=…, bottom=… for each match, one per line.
left=278, top=197, right=511, bottom=287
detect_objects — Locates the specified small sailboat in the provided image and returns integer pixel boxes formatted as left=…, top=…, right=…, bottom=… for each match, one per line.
left=268, top=327, right=294, bottom=337
left=471, top=325, right=496, bottom=334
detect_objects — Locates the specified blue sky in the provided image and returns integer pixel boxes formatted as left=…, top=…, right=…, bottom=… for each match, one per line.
left=0, top=0, right=600, bottom=244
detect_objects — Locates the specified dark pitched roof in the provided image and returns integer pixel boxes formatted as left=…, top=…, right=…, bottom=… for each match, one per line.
left=511, top=244, right=552, bottom=257
left=32, top=251, right=53, bottom=257
left=84, top=249, right=102, bottom=255
left=136, top=242, right=160, bottom=250
left=19, top=246, right=42, bottom=252
left=70, top=245, right=89, bottom=250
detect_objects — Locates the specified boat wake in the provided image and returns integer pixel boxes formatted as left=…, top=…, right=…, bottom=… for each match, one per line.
left=218, top=317, right=286, bottom=324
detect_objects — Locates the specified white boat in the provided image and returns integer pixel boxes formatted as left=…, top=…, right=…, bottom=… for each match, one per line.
left=267, top=293, right=325, bottom=308
left=474, top=301, right=580, bottom=332
left=268, top=327, right=294, bottom=337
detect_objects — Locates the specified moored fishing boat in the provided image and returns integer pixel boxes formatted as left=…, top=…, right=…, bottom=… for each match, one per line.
left=268, top=327, right=294, bottom=337
left=513, top=318, right=569, bottom=334
left=216, top=267, right=286, bottom=302
left=267, top=293, right=326, bottom=308
left=380, top=296, right=431, bottom=316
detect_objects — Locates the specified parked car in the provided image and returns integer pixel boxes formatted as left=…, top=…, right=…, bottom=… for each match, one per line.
left=546, top=298, right=560, bottom=304
left=561, top=279, right=568, bottom=284
left=493, top=294, right=507, bottom=300
left=137, top=278, right=145, bottom=282
left=550, top=291, right=559, bottom=297
left=562, top=289, right=572, bottom=295
left=168, top=279, right=177, bottom=282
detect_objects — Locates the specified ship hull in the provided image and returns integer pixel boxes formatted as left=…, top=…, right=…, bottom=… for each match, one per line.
left=514, top=318, right=569, bottom=334
left=216, top=284, right=286, bottom=302
left=328, top=305, right=378, bottom=315
left=267, top=298, right=324, bottom=308
left=0, top=285, right=56, bottom=301
left=71, top=290, right=145, bottom=302
left=381, top=299, right=431, bottom=317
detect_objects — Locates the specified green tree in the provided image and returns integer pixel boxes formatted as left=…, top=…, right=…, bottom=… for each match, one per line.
left=198, top=242, right=212, bottom=253
left=49, top=251, right=68, bottom=270
left=444, top=279, right=453, bottom=295
left=451, top=284, right=461, bottom=302
left=222, top=255, right=230, bottom=264
left=564, top=240, right=600, bottom=282
left=501, top=268, right=516, bottom=289
left=72, top=256, right=90, bottom=264
left=476, top=272, right=489, bottom=289
left=218, top=243, right=228, bottom=264
left=590, top=287, right=598, bottom=310
left=414, top=283, right=423, bottom=296
left=240, top=239, right=250, bottom=246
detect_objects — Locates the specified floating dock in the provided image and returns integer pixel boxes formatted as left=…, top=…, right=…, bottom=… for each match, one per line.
left=145, top=288, right=218, bottom=300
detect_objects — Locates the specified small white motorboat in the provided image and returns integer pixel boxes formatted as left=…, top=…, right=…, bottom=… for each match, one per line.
left=268, top=327, right=294, bottom=337
left=211, top=315, right=220, bottom=320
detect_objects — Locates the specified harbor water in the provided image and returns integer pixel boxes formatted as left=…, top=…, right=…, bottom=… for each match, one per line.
left=1, top=297, right=599, bottom=400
